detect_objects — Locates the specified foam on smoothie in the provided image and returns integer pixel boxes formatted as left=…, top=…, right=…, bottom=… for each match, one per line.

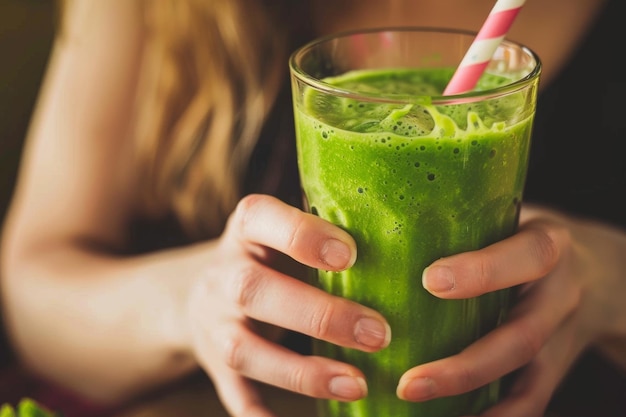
left=305, top=67, right=523, bottom=138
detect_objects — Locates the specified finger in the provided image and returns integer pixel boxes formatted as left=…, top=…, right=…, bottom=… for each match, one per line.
left=194, top=324, right=277, bottom=417
left=479, top=314, right=587, bottom=417
left=209, top=321, right=368, bottom=402
left=209, top=363, right=277, bottom=417
left=398, top=270, right=579, bottom=401
left=422, top=219, right=569, bottom=298
left=228, top=194, right=357, bottom=271
left=228, top=260, right=390, bottom=352
left=478, top=364, right=559, bottom=417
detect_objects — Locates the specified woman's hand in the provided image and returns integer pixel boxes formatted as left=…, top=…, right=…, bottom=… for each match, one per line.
left=183, top=194, right=390, bottom=417
left=397, top=204, right=626, bottom=417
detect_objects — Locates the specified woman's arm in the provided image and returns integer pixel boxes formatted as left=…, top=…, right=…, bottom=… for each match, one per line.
left=0, top=0, right=199, bottom=401
left=0, top=4, right=389, bottom=412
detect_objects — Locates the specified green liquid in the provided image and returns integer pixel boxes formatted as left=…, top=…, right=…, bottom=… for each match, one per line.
left=293, top=68, right=534, bottom=417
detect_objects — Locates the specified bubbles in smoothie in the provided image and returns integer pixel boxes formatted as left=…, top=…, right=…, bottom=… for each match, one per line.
left=379, top=105, right=435, bottom=136
left=386, top=221, right=403, bottom=236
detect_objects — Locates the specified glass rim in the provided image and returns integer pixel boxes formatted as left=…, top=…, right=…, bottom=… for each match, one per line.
left=289, top=26, right=542, bottom=105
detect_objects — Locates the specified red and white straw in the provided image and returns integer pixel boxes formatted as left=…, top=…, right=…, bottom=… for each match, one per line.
left=443, top=0, right=526, bottom=95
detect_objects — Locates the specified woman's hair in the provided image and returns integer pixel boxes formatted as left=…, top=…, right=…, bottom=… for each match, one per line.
left=55, top=0, right=300, bottom=240
left=133, top=0, right=290, bottom=238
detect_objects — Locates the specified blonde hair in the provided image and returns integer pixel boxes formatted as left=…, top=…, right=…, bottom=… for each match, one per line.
left=133, top=0, right=289, bottom=239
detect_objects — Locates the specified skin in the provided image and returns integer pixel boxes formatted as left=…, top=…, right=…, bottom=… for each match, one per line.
left=1, top=1, right=624, bottom=417
left=403, top=206, right=626, bottom=416
left=311, top=0, right=608, bottom=86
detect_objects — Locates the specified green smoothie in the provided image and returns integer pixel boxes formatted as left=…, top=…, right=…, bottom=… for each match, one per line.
left=293, top=67, right=535, bottom=417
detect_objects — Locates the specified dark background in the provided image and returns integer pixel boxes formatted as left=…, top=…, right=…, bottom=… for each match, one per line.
left=0, top=0, right=54, bottom=222
left=0, top=0, right=625, bottom=415
left=0, top=0, right=55, bottom=367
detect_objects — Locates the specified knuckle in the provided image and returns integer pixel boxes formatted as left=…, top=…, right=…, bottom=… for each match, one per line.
left=530, top=227, right=563, bottom=275
left=284, top=215, right=305, bottom=253
left=308, top=301, right=336, bottom=340
left=525, top=220, right=571, bottom=276
left=233, top=194, right=266, bottom=234
left=285, top=364, right=306, bottom=394
left=514, top=320, right=544, bottom=360
left=230, top=264, right=264, bottom=309
left=475, top=253, right=496, bottom=293
left=222, top=328, right=247, bottom=371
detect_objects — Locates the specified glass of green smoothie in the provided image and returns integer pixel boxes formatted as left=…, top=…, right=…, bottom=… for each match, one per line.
left=289, top=27, right=541, bottom=417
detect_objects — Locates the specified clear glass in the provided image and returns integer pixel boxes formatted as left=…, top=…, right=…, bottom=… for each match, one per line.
left=290, top=27, right=540, bottom=417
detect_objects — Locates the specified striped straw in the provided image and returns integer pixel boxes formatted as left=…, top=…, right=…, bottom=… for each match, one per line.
left=443, top=0, right=526, bottom=95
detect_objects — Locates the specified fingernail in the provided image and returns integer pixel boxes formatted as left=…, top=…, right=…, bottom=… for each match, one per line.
left=354, top=317, right=391, bottom=349
left=400, top=377, right=436, bottom=401
left=320, top=239, right=354, bottom=269
left=329, top=375, right=367, bottom=399
left=423, top=265, right=455, bottom=293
